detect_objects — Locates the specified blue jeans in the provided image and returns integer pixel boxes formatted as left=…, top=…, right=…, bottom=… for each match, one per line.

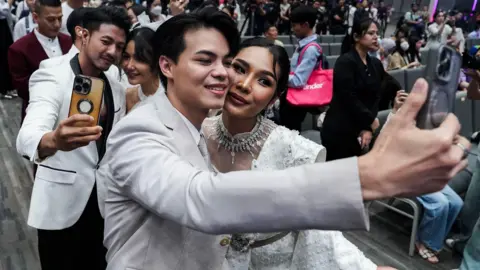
left=460, top=217, right=480, bottom=269
left=416, top=185, right=464, bottom=251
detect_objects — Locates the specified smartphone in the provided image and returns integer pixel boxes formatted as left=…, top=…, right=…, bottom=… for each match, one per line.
left=68, top=75, right=105, bottom=127
left=416, top=44, right=461, bottom=129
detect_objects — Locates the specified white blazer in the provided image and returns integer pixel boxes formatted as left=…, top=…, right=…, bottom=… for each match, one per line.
left=16, top=60, right=126, bottom=230
left=103, top=93, right=368, bottom=270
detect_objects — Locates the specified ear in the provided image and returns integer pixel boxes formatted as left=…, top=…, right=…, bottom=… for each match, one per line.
left=32, top=12, right=39, bottom=23
left=353, top=33, right=360, bottom=42
left=159, top=55, right=175, bottom=81
left=74, top=26, right=84, bottom=39
left=81, top=28, right=90, bottom=46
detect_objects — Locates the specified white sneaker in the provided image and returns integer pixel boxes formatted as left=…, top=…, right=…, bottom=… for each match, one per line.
left=1, top=94, right=13, bottom=99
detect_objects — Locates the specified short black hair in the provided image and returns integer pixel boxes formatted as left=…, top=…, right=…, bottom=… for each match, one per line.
left=101, top=0, right=128, bottom=8
left=263, top=23, right=276, bottom=33
left=82, top=6, right=131, bottom=37
left=67, top=7, right=93, bottom=43
left=153, top=7, right=239, bottom=88
left=125, top=27, right=157, bottom=74
left=290, top=5, right=317, bottom=29
left=34, top=0, right=61, bottom=14
left=128, top=4, right=148, bottom=16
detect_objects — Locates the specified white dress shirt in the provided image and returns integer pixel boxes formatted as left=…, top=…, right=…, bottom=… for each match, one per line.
left=60, top=1, right=74, bottom=35
left=13, top=13, right=36, bottom=41
left=34, top=28, right=62, bottom=58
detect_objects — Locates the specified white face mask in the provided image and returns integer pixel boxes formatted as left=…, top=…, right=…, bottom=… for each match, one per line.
left=400, top=41, right=409, bottom=51
left=150, top=6, right=162, bottom=16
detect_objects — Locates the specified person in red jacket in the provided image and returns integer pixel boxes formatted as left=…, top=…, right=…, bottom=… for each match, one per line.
left=8, top=0, right=71, bottom=122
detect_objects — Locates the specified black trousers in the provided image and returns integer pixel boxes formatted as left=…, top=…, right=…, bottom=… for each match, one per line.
left=0, top=19, right=13, bottom=95
left=37, top=186, right=107, bottom=270
left=322, top=132, right=362, bottom=161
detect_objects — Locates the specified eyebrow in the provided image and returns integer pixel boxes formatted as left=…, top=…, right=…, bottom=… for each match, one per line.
left=235, top=58, right=277, bottom=80
left=195, top=50, right=219, bottom=58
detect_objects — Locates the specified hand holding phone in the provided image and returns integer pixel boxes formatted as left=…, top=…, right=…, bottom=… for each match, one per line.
left=53, top=114, right=103, bottom=152
left=69, top=75, right=105, bottom=127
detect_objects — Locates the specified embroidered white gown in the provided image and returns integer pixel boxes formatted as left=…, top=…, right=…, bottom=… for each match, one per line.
left=202, top=115, right=377, bottom=270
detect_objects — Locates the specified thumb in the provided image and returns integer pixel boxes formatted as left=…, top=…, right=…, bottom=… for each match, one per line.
left=395, top=78, right=428, bottom=122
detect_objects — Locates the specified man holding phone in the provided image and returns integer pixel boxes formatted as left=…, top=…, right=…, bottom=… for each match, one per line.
left=16, top=6, right=130, bottom=270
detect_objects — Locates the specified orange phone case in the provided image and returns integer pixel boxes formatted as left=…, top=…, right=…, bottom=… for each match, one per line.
left=68, top=75, right=105, bottom=127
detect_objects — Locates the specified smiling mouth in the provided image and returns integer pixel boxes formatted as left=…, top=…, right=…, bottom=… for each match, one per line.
left=205, top=85, right=227, bottom=95
left=228, top=92, right=248, bottom=105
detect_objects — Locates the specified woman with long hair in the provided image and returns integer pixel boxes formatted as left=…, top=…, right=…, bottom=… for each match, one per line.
left=203, top=37, right=395, bottom=270
left=122, top=27, right=162, bottom=113
left=322, top=18, right=387, bottom=161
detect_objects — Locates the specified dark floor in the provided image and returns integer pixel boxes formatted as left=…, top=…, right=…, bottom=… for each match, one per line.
left=0, top=97, right=463, bottom=270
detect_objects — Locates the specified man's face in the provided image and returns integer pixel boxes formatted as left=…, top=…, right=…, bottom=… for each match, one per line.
left=292, top=22, right=307, bottom=39
left=33, top=6, right=62, bottom=39
left=313, top=1, right=320, bottom=9
left=26, top=0, right=35, bottom=10
left=160, top=28, right=231, bottom=112
left=83, top=24, right=126, bottom=72
left=265, top=26, right=278, bottom=40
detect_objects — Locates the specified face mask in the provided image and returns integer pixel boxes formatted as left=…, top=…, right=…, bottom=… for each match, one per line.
left=401, top=41, right=409, bottom=51
left=150, top=6, right=162, bottom=16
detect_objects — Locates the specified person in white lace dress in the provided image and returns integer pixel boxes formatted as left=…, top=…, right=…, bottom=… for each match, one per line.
left=202, top=37, right=396, bottom=270
left=122, top=27, right=163, bottom=113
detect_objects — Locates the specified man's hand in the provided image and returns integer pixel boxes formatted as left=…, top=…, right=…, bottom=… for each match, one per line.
left=170, top=0, right=188, bottom=16
left=393, top=90, right=408, bottom=112
left=53, top=114, right=103, bottom=151
left=359, top=79, right=470, bottom=200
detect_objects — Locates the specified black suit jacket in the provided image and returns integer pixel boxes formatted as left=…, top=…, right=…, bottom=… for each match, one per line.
left=322, top=49, right=385, bottom=140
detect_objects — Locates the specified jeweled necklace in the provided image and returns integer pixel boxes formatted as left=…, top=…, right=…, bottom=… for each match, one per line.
left=215, top=115, right=268, bottom=164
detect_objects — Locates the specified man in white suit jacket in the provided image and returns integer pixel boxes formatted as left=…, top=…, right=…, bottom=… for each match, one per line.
left=16, top=6, right=130, bottom=270
left=103, top=10, right=470, bottom=270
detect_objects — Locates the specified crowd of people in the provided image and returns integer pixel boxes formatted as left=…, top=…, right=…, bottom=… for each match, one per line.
left=0, top=0, right=480, bottom=269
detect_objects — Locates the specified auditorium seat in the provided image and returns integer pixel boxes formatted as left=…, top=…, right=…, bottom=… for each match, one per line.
left=326, top=55, right=338, bottom=68
left=329, top=43, right=342, bottom=56
left=454, top=91, right=474, bottom=138
left=405, top=66, right=424, bottom=92
left=284, top=44, right=296, bottom=58
left=319, top=43, right=330, bottom=55
left=333, top=35, right=345, bottom=43
left=419, top=48, right=429, bottom=65
left=320, top=35, right=334, bottom=44
left=387, top=69, right=406, bottom=90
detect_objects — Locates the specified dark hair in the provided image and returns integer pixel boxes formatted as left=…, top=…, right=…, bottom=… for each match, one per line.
left=125, top=27, right=157, bottom=74
left=263, top=23, right=276, bottom=33
left=83, top=6, right=131, bottom=37
left=153, top=7, right=240, bottom=88
left=407, top=35, right=421, bottom=63
left=341, top=17, right=377, bottom=54
left=101, top=0, right=127, bottom=8
left=290, top=5, right=317, bottom=29
left=129, top=4, right=148, bottom=17
left=238, top=38, right=290, bottom=98
left=67, top=7, right=93, bottom=43
left=34, top=0, right=61, bottom=13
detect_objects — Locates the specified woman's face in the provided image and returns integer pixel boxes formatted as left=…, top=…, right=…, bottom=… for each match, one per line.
left=122, top=40, right=154, bottom=86
left=127, top=8, right=138, bottom=24
left=436, top=12, right=445, bottom=24
left=357, top=23, right=379, bottom=52
left=224, top=47, right=280, bottom=119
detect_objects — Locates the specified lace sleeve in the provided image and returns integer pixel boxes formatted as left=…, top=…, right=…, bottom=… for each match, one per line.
left=256, top=126, right=326, bottom=170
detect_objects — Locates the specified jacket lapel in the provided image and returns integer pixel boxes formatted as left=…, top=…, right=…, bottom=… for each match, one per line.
left=29, top=32, right=49, bottom=61
left=151, top=93, right=209, bottom=170
left=59, top=34, right=72, bottom=55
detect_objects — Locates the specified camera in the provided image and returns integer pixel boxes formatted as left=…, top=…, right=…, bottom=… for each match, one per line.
left=73, top=77, right=92, bottom=95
